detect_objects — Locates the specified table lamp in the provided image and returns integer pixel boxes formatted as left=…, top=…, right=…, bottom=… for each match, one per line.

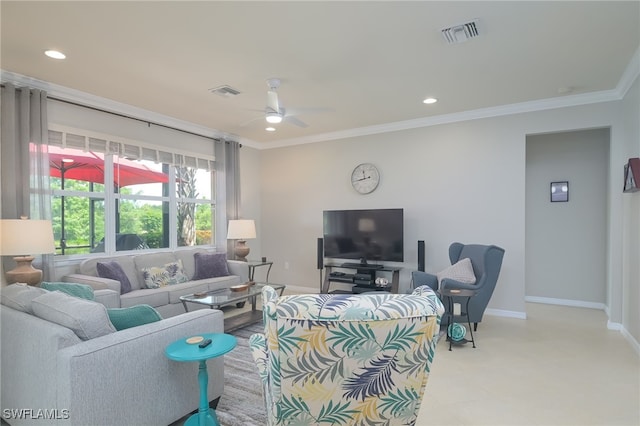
left=227, top=219, right=256, bottom=261
left=0, top=217, right=56, bottom=286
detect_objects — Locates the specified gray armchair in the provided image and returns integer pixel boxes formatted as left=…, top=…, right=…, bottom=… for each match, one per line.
left=412, top=242, right=505, bottom=331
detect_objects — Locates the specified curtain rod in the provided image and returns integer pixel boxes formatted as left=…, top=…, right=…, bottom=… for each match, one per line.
left=48, top=96, right=223, bottom=142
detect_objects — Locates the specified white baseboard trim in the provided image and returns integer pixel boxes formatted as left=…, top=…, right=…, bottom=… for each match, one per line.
left=621, top=327, right=640, bottom=356
left=283, top=284, right=320, bottom=294
left=485, top=308, right=527, bottom=320
left=525, top=295, right=606, bottom=310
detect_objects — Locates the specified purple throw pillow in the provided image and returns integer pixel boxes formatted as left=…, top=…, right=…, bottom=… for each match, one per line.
left=193, top=252, right=230, bottom=280
left=96, top=261, right=132, bottom=294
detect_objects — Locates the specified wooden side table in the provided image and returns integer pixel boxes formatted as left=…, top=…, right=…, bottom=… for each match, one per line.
left=165, top=333, right=237, bottom=426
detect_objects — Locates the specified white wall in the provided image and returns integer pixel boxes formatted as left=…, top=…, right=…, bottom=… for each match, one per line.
left=620, top=77, right=640, bottom=344
left=243, top=99, right=634, bottom=324
left=525, top=129, right=609, bottom=306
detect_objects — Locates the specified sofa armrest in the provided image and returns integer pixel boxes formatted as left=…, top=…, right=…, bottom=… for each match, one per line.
left=63, top=273, right=121, bottom=293
left=227, top=259, right=249, bottom=283
left=249, top=333, right=269, bottom=382
left=57, top=309, right=224, bottom=426
left=411, top=270, right=438, bottom=292
left=94, top=289, right=120, bottom=308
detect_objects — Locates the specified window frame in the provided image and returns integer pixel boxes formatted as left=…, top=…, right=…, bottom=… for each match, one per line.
left=47, top=128, right=217, bottom=259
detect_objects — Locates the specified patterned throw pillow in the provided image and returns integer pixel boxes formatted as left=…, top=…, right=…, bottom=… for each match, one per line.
left=436, top=257, right=476, bottom=286
left=142, top=260, right=189, bottom=289
left=192, top=252, right=230, bottom=280
left=97, top=261, right=133, bottom=294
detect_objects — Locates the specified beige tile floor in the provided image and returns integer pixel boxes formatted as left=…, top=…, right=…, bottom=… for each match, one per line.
left=417, top=303, right=640, bottom=426
left=225, top=293, right=639, bottom=426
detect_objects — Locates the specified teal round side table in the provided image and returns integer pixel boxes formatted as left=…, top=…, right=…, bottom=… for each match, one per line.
left=166, top=333, right=237, bottom=426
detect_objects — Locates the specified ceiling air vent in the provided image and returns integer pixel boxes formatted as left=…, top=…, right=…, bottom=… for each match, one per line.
left=209, top=85, right=241, bottom=98
left=441, top=19, right=480, bottom=44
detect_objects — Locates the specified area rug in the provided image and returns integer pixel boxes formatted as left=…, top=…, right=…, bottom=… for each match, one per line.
left=215, top=323, right=267, bottom=426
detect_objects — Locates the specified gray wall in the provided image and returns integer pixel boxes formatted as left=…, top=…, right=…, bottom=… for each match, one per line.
left=240, top=91, right=637, bottom=339
left=525, top=129, right=610, bottom=306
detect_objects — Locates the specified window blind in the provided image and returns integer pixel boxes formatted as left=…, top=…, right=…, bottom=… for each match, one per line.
left=48, top=129, right=215, bottom=171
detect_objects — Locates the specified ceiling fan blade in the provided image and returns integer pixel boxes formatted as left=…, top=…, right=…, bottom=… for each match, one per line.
left=267, top=90, right=280, bottom=113
left=286, top=106, right=334, bottom=117
left=284, top=115, right=309, bottom=128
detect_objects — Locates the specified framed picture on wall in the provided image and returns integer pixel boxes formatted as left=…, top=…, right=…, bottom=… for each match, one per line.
left=550, top=181, right=569, bottom=202
left=623, top=158, right=640, bottom=193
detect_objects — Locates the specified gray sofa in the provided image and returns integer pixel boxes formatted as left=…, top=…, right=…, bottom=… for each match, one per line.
left=63, top=248, right=249, bottom=318
left=0, top=284, right=225, bottom=426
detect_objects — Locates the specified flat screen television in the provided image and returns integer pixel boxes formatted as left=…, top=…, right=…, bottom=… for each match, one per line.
left=323, top=208, right=404, bottom=264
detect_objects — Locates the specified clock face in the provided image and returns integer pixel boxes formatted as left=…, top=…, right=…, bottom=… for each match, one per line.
left=351, top=163, right=380, bottom=194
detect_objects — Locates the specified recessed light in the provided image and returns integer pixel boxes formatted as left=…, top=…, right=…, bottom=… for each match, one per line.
left=265, top=127, right=276, bottom=132
left=423, top=97, right=438, bottom=104
left=45, top=50, right=66, bottom=60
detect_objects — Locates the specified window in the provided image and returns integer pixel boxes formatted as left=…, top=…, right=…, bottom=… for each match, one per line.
left=48, top=130, right=216, bottom=256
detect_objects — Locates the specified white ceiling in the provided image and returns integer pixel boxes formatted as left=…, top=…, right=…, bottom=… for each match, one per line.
left=1, top=1, right=639, bottom=147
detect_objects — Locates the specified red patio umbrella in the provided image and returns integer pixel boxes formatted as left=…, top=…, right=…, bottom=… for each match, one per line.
left=48, top=146, right=169, bottom=187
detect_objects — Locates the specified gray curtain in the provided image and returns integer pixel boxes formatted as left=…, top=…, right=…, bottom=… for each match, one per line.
left=214, top=140, right=241, bottom=256
left=1, top=83, right=53, bottom=280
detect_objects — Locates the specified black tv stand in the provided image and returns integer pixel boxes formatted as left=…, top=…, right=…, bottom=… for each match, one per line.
left=341, top=262, right=384, bottom=270
left=323, top=263, right=401, bottom=294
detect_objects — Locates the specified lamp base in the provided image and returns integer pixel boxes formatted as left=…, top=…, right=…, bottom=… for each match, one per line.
left=6, top=256, right=43, bottom=286
left=234, top=241, right=250, bottom=261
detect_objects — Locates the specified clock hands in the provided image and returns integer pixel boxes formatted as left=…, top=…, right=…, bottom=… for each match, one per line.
left=353, top=175, right=371, bottom=182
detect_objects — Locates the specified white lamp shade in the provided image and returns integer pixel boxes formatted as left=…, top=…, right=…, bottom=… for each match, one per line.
left=0, top=219, right=56, bottom=256
left=227, top=220, right=256, bottom=240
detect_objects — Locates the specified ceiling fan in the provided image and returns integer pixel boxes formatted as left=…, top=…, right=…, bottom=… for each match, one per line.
left=245, top=78, right=330, bottom=129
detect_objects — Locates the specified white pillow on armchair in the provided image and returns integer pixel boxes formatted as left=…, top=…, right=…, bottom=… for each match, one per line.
left=437, top=257, right=476, bottom=286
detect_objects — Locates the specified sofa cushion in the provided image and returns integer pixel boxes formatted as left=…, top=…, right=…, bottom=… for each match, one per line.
left=31, top=291, right=116, bottom=340
left=133, top=252, right=177, bottom=286
left=193, top=252, right=230, bottom=280
left=142, top=260, right=189, bottom=288
left=437, top=257, right=476, bottom=286
left=174, top=248, right=205, bottom=279
left=107, top=304, right=162, bottom=330
left=80, top=255, right=141, bottom=290
left=96, top=261, right=133, bottom=294
left=120, top=289, right=170, bottom=308
left=41, top=282, right=95, bottom=300
left=0, top=283, right=48, bottom=314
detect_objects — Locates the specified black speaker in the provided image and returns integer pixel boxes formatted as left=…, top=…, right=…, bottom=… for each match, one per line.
left=317, top=238, right=324, bottom=270
left=417, top=240, right=425, bottom=272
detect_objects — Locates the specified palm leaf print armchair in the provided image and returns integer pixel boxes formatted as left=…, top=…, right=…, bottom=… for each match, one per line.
left=249, top=285, right=444, bottom=426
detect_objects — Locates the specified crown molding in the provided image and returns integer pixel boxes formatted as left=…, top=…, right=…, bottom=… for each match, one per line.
left=0, top=70, right=251, bottom=145
left=3, top=59, right=637, bottom=151
left=266, top=88, right=623, bottom=149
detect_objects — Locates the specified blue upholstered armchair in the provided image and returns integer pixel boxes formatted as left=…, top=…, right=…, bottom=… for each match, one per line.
left=249, top=285, right=444, bottom=426
left=412, top=242, right=505, bottom=331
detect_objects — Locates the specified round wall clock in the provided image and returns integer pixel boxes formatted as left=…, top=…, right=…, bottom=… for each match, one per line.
left=351, top=163, right=380, bottom=194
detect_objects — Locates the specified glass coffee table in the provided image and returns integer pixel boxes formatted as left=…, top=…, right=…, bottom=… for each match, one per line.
left=180, top=283, right=286, bottom=332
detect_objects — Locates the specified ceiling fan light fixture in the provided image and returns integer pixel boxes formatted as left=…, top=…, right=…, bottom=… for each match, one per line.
left=44, top=50, right=66, bottom=59
left=265, top=112, right=283, bottom=124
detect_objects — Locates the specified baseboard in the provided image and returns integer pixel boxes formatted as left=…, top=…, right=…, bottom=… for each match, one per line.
left=283, top=284, right=319, bottom=294
left=525, top=295, right=606, bottom=310
left=485, top=308, right=527, bottom=320
left=621, top=327, right=640, bottom=356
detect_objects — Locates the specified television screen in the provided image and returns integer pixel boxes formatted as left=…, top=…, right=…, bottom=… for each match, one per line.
left=323, top=208, right=403, bottom=263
